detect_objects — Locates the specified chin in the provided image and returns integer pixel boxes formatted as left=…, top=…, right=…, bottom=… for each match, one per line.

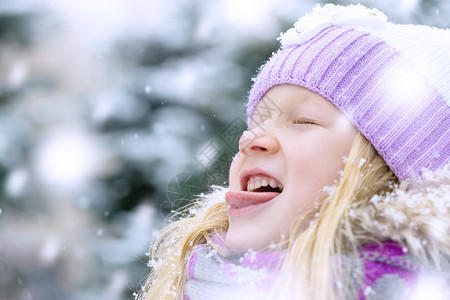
left=225, top=230, right=253, bottom=253
left=225, top=229, right=275, bottom=254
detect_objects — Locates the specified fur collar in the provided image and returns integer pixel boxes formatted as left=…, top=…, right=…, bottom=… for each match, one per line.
left=351, top=163, right=450, bottom=268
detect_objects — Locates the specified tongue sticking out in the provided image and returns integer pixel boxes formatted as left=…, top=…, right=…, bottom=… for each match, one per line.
left=225, top=191, right=280, bottom=209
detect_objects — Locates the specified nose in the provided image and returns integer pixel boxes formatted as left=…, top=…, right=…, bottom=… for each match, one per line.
left=239, top=124, right=280, bottom=155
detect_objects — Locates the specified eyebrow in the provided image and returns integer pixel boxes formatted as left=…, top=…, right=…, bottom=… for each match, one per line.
left=251, top=91, right=340, bottom=126
left=286, top=95, right=337, bottom=121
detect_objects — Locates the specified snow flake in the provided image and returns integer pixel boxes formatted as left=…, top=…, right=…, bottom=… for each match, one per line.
left=370, top=194, right=380, bottom=204
left=247, top=249, right=256, bottom=263
left=358, top=158, right=367, bottom=168
left=363, top=285, right=374, bottom=296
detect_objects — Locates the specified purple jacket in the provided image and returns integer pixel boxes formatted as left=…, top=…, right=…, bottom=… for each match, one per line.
left=358, top=241, right=419, bottom=299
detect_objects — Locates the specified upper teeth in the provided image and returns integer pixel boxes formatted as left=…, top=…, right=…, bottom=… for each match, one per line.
left=247, top=175, right=283, bottom=192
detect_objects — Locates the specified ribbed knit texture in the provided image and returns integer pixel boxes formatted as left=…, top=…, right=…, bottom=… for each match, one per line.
left=248, top=22, right=450, bottom=181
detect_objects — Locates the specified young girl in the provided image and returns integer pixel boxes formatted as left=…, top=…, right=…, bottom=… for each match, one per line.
left=138, top=4, right=450, bottom=300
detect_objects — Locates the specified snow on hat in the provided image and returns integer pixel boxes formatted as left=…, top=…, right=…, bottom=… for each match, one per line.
left=247, top=4, right=450, bottom=181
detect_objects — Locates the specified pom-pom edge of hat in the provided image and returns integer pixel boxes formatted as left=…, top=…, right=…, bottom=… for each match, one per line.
left=247, top=4, right=450, bottom=181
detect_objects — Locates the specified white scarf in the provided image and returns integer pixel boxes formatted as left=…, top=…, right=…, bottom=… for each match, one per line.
left=183, top=243, right=282, bottom=300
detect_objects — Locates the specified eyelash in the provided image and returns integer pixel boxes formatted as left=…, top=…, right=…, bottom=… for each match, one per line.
left=292, top=119, right=315, bottom=125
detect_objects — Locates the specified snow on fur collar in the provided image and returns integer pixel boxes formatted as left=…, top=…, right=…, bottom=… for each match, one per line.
left=350, top=163, right=450, bottom=267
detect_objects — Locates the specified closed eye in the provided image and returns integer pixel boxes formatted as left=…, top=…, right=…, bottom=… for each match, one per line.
left=292, top=119, right=316, bottom=125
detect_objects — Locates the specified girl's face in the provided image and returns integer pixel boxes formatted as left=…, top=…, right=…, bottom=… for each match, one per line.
left=225, top=84, right=358, bottom=253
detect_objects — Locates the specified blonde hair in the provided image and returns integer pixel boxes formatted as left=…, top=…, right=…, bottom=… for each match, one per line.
left=137, top=133, right=398, bottom=300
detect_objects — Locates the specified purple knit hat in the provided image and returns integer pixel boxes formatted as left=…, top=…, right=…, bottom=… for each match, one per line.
left=247, top=4, right=450, bottom=181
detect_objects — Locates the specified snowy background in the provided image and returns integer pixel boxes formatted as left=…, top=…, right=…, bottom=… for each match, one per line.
left=0, top=0, right=448, bottom=299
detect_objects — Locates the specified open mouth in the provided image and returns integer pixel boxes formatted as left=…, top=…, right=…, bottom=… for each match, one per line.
left=245, top=175, right=283, bottom=193
left=225, top=171, right=283, bottom=215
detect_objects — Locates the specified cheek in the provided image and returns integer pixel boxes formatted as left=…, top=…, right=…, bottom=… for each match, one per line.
left=316, top=156, right=344, bottom=184
left=289, top=139, right=348, bottom=186
left=228, top=152, right=244, bottom=190
left=316, top=134, right=357, bottom=181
